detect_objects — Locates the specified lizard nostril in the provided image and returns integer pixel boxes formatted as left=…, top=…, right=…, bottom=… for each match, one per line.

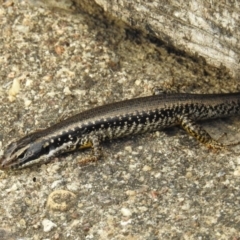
left=0, top=160, right=7, bottom=169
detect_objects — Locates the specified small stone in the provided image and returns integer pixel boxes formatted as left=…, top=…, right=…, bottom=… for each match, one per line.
left=25, top=79, right=33, bottom=87
left=125, top=190, right=136, bottom=196
left=19, top=218, right=27, bottom=229
left=15, top=25, right=29, bottom=33
left=8, top=95, right=15, bottom=102
left=47, top=190, right=77, bottom=211
left=138, top=206, right=148, bottom=212
left=124, top=146, right=132, bottom=152
left=63, top=86, right=72, bottom=95
left=236, top=157, right=240, bottom=165
left=120, top=218, right=132, bottom=226
left=55, top=45, right=65, bottom=55
left=121, top=207, right=132, bottom=217
left=181, top=203, right=190, bottom=210
left=185, top=171, right=192, bottom=178
left=24, top=98, right=32, bottom=107
left=178, top=197, right=185, bottom=202
left=51, top=180, right=63, bottom=189
left=6, top=183, right=18, bottom=192
left=233, top=166, right=240, bottom=176
left=8, top=78, right=20, bottom=101
left=154, top=172, right=161, bottom=178
left=42, top=75, right=53, bottom=82
left=42, top=219, right=57, bottom=232
left=155, top=131, right=160, bottom=137
left=142, top=165, right=152, bottom=171
left=66, top=182, right=79, bottom=192
left=135, top=79, right=142, bottom=85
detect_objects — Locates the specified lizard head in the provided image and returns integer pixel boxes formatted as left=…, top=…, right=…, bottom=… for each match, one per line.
left=0, top=136, right=45, bottom=170
left=0, top=130, right=85, bottom=170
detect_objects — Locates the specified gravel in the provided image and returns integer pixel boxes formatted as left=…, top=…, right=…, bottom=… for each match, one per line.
left=0, top=1, right=240, bottom=239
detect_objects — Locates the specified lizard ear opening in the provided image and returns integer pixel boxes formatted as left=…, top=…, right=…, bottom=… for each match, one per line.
left=42, top=145, right=50, bottom=154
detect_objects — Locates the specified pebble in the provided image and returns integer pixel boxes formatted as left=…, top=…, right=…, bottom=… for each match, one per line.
left=233, top=166, right=240, bottom=176
left=121, top=207, right=132, bottom=217
left=63, top=86, right=72, bottom=95
left=51, top=180, right=63, bottom=189
left=42, top=219, right=57, bottom=232
left=142, top=165, right=152, bottom=171
left=47, top=190, right=77, bottom=211
left=125, top=190, right=136, bottom=196
left=120, top=218, right=132, bottom=226
left=124, top=146, right=132, bottom=152
left=8, top=78, right=20, bottom=101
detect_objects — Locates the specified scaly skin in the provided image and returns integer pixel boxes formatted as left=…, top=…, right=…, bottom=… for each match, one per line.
left=1, top=92, right=240, bottom=169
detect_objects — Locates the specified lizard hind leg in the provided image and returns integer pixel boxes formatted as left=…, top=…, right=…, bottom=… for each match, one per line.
left=178, top=115, right=239, bottom=150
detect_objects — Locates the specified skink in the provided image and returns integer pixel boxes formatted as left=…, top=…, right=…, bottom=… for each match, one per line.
left=1, top=92, right=240, bottom=170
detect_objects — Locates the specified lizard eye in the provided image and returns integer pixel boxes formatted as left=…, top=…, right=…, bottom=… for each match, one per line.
left=17, top=149, right=28, bottom=160
left=18, top=143, right=42, bottom=161
left=26, top=150, right=33, bottom=157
